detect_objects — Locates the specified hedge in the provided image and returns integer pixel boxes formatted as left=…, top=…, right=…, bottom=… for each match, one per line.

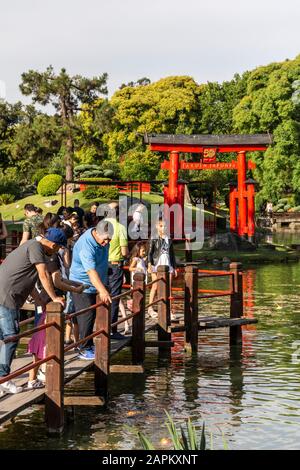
left=37, top=174, right=63, bottom=196
left=83, top=185, right=119, bottom=200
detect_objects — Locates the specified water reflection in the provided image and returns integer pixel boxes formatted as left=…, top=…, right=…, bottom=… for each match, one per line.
left=0, top=264, right=300, bottom=449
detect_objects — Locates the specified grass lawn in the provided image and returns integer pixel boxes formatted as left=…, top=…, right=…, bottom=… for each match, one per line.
left=0, top=191, right=164, bottom=222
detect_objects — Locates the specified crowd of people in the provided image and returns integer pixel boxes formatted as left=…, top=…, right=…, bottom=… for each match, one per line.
left=0, top=199, right=177, bottom=396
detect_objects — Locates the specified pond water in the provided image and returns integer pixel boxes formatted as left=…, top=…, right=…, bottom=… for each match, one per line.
left=0, top=262, right=300, bottom=450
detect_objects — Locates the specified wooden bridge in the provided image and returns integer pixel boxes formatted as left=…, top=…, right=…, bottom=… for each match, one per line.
left=0, top=263, right=257, bottom=434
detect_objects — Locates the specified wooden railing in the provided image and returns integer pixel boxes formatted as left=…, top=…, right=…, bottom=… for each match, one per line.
left=1, top=263, right=246, bottom=434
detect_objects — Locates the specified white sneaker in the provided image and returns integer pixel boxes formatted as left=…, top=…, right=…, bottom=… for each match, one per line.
left=37, top=369, right=46, bottom=383
left=27, top=379, right=44, bottom=390
left=171, top=312, right=178, bottom=321
left=148, top=308, right=158, bottom=319
left=0, top=380, right=23, bottom=394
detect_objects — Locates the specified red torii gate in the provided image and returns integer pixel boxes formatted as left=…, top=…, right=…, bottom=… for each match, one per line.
left=145, top=134, right=272, bottom=240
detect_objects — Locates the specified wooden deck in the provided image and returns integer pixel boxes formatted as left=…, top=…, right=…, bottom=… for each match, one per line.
left=0, top=319, right=156, bottom=426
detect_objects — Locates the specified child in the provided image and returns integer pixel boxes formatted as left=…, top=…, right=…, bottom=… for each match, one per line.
left=123, top=242, right=148, bottom=332
left=148, top=219, right=177, bottom=319
left=129, top=241, right=148, bottom=283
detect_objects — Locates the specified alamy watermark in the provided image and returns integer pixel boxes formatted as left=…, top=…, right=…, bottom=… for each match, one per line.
left=97, top=196, right=205, bottom=250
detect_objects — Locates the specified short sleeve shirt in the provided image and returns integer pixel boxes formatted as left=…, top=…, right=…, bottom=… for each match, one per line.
left=0, top=239, right=46, bottom=309
left=105, top=218, right=128, bottom=262
left=23, top=214, right=44, bottom=238
left=69, top=228, right=109, bottom=293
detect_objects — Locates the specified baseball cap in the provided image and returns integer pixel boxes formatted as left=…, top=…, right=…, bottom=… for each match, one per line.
left=45, top=228, right=68, bottom=247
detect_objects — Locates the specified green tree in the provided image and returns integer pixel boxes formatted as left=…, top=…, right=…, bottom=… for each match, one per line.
left=19, top=66, right=108, bottom=180
left=233, top=55, right=300, bottom=203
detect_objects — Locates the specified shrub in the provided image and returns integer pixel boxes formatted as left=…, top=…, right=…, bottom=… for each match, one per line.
left=74, top=164, right=103, bottom=178
left=37, top=174, right=63, bottom=196
left=80, top=170, right=103, bottom=178
left=0, top=193, right=16, bottom=205
left=83, top=185, right=119, bottom=200
left=103, top=169, right=114, bottom=178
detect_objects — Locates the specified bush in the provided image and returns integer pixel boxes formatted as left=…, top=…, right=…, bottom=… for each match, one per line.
left=80, top=170, right=103, bottom=178
left=74, top=164, right=103, bottom=178
left=83, top=185, right=119, bottom=200
left=103, top=169, right=114, bottom=178
left=278, top=198, right=289, bottom=205
left=37, top=174, right=63, bottom=196
left=0, top=193, right=16, bottom=205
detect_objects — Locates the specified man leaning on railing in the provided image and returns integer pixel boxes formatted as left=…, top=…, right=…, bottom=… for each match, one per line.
left=69, top=221, right=112, bottom=361
left=0, top=231, right=65, bottom=396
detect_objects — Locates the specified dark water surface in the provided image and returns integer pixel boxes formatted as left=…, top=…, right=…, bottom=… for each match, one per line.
left=1, top=262, right=300, bottom=450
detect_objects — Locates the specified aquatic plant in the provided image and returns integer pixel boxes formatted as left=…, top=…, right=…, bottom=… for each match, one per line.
left=127, top=411, right=227, bottom=450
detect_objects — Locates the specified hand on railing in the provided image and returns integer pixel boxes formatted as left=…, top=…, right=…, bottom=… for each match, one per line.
left=52, top=296, right=65, bottom=308
left=98, top=287, right=112, bottom=305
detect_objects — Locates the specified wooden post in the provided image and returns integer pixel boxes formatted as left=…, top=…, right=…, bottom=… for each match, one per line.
left=184, top=265, right=198, bottom=353
left=157, top=265, right=171, bottom=353
left=230, top=262, right=243, bottom=345
left=132, top=272, right=146, bottom=364
left=45, top=302, right=64, bottom=434
left=94, top=297, right=111, bottom=402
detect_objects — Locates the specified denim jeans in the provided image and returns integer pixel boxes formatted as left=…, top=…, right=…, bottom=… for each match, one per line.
left=0, top=304, right=20, bottom=377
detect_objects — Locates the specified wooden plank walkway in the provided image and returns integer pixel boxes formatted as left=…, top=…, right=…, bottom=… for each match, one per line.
left=0, top=319, right=156, bottom=426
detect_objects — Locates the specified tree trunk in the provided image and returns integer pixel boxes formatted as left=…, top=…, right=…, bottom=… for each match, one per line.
left=60, top=97, right=74, bottom=182
left=65, top=133, right=74, bottom=182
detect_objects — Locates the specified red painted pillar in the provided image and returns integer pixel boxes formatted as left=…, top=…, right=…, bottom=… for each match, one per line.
left=167, top=152, right=180, bottom=237
left=247, top=183, right=255, bottom=241
left=229, top=186, right=237, bottom=232
left=168, top=151, right=179, bottom=205
left=237, top=151, right=247, bottom=237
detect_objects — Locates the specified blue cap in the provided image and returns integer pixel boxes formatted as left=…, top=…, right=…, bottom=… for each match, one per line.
left=45, top=228, right=68, bottom=247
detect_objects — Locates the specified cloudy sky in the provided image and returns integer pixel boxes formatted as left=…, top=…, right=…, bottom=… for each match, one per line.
left=0, top=0, right=299, bottom=104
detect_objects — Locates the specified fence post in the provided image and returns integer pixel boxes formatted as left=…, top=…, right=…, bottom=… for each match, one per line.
left=230, top=262, right=243, bottom=345
left=94, top=297, right=111, bottom=403
left=45, top=301, right=64, bottom=434
left=157, top=265, right=171, bottom=352
left=132, top=272, right=146, bottom=364
left=184, top=265, right=198, bottom=353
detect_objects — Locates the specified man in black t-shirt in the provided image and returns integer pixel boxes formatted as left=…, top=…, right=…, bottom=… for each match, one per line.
left=0, top=230, right=66, bottom=395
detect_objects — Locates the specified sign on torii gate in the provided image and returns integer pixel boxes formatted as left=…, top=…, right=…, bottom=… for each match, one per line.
left=144, top=133, right=273, bottom=240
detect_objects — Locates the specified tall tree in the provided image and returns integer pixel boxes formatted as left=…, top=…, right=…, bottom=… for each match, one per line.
left=19, top=66, right=108, bottom=180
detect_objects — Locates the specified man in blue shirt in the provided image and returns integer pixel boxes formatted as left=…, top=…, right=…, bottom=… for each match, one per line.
left=70, top=222, right=112, bottom=360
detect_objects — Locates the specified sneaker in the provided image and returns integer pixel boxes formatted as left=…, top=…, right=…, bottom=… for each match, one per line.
left=110, top=332, right=126, bottom=340
left=78, top=348, right=95, bottom=360
left=37, top=370, right=46, bottom=383
left=148, top=308, right=158, bottom=319
left=0, top=380, right=23, bottom=394
left=27, top=379, right=45, bottom=390
left=171, top=312, right=179, bottom=321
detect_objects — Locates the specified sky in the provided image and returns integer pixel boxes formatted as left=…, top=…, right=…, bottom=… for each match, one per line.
left=0, top=0, right=300, bottom=104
